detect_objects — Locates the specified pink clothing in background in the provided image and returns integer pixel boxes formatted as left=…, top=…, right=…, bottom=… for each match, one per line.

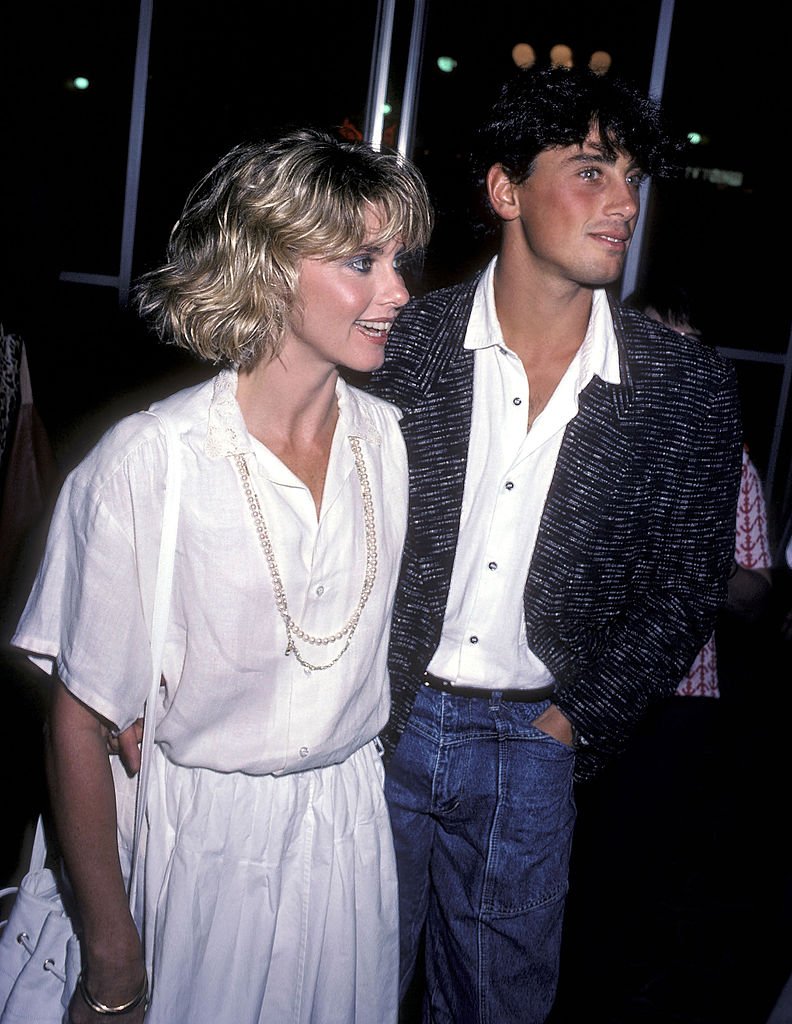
left=676, top=446, right=771, bottom=697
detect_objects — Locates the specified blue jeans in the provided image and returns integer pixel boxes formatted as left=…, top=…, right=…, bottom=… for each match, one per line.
left=385, top=684, right=576, bottom=1024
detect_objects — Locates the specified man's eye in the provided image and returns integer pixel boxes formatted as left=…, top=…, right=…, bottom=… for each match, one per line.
left=580, top=167, right=600, bottom=180
left=626, top=172, right=647, bottom=187
left=394, top=252, right=416, bottom=274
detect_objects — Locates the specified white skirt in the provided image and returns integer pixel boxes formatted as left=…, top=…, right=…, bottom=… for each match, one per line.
left=113, top=738, right=398, bottom=1024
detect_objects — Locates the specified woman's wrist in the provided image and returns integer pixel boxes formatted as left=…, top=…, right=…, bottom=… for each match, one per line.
left=77, top=967, right=148, bottom=1016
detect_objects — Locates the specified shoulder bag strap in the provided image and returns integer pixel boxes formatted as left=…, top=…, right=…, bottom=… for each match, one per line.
left=127, top=411, right=182, bottom=910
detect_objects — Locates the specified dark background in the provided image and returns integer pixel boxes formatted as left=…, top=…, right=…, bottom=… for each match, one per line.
left=1, top=4, right=791, bottom=1021
left=1, top=2, right=788, bottom=496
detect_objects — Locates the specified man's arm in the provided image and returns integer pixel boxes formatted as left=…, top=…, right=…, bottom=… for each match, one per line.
left=552, top=357, right=743, bottom=778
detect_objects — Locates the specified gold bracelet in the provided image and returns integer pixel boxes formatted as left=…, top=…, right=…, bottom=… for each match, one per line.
left=77, top=970, right=149, bottom=1016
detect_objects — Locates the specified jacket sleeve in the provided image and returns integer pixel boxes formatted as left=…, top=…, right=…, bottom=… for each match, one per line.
left=551, top=351, right=743, bottom=781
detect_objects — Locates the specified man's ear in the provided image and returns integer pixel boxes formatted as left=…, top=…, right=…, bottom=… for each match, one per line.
left=486, top=164, right=521, bottom=221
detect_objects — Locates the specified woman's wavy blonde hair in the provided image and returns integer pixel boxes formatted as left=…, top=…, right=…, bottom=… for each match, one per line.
left=134, top=127, right=434, bottom=368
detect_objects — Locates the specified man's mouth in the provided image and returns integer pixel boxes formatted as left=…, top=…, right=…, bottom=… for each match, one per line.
left=593, top=231, right=630, bottom=247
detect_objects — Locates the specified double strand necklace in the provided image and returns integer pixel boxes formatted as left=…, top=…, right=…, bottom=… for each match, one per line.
left=234, top=436, right=377, bottom=672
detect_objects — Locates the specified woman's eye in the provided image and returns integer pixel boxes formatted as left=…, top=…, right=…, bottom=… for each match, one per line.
left=350, top=255, right=373, bottom=272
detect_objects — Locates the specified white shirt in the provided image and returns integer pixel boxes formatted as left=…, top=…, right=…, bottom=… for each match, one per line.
left=13, top=369, right=408, bottom=774
left=427, top=257, right=621, bottom=690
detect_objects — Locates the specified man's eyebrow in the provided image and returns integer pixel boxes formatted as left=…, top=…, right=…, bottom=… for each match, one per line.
left=566, top=147, right=642, bottom=171
left=565, top=149, right=614, bottom=167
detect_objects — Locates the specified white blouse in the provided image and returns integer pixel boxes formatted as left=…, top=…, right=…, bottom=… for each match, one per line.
left=13, top=369, right=408, bottom=775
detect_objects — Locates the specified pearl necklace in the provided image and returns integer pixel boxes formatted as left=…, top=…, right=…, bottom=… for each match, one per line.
left=234, top=436, right=378, bottom=671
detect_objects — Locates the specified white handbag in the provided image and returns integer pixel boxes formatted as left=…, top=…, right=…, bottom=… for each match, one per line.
left=0, top=411, right=182, bottom=1023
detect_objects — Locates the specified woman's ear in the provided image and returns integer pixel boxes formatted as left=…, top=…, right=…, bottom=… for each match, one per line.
left=486, top=164, right=521, bottom=221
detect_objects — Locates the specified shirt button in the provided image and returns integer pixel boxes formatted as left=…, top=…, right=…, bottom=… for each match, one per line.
left=470, top=636, right=479, bottom=644
left=488, top=561, right=497, bottom=570
left=505, top=481, right=514, bottom=490
left=299, top=746, right=310, bottom=758
left=513, top=397, right=522, bottom=406
left=315, top=585, right=325, bottom=596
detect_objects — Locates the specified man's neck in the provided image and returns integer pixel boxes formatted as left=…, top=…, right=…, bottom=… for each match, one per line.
left=492, top=251, right=594, bottom=365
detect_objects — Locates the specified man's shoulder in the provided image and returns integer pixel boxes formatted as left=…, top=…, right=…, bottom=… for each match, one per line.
left=392, top=275, right=480, bottom=338
left=612, top=302, right=734, bottom=382
left=413, top=274, right=480, bottom=308
left=369, top=275, right=480, bottom=403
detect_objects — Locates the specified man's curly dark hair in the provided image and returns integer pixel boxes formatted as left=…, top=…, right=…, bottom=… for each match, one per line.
left=470, top=64, right=686, bottom=196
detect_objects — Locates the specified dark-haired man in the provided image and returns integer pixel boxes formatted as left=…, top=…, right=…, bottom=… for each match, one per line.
left=369, top=64, right=742, bottom=1023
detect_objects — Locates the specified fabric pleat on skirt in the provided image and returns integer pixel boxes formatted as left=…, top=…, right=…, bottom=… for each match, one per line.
left=112, top=738, right=399, bottom=1024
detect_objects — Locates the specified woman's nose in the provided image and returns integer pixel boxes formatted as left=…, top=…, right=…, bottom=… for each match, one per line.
left=383, top=268, right=410, bottom=309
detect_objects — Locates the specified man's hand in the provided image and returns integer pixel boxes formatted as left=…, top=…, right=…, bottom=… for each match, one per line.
left=532, top=704, right=574, bottom=747
left=107, top=719, right=144, bottom=776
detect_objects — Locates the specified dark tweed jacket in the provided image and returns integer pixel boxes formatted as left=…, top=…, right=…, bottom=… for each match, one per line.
left=368, top=274, right=743, bottom=782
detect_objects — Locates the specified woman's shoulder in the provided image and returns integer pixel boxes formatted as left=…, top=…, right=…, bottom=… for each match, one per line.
left=68, top=374, right=218, bottom=495
left=339, top=380, right=407, bottom=464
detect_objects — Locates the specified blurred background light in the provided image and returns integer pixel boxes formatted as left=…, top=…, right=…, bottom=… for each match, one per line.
left=549, top=43, right=573, bottom=67
left=588, top=50, right=612, bottom=75
left=511, top=42, right=536, bottom=68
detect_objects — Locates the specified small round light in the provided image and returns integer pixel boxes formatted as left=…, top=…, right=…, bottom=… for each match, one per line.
left=589, top=51, right=612, bottom=75
left=688, top=131, right=702, bottom=145
left=550, top=43, right=573, bottom=68
left=437, top=56, right=458, bottom=73
left=73, top=76, right=90, bottom=90
left=512, top=43, right=536, bottom=68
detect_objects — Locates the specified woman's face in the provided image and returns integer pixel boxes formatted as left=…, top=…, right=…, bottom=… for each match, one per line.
left=283, top=210, right=411, bottom=375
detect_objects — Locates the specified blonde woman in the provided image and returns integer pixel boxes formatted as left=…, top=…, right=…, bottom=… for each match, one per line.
left=12, top=128, right=433, bottom=1024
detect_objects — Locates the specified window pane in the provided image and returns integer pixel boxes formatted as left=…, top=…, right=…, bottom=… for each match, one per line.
left=650, top=4, right=784, bottom=351
left=647, top=4, right=787, bottom=494
left=134, top=0, right=378, bottom=277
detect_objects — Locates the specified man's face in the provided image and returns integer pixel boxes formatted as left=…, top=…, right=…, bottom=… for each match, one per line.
left=508, top=129, right=645, bottom=288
